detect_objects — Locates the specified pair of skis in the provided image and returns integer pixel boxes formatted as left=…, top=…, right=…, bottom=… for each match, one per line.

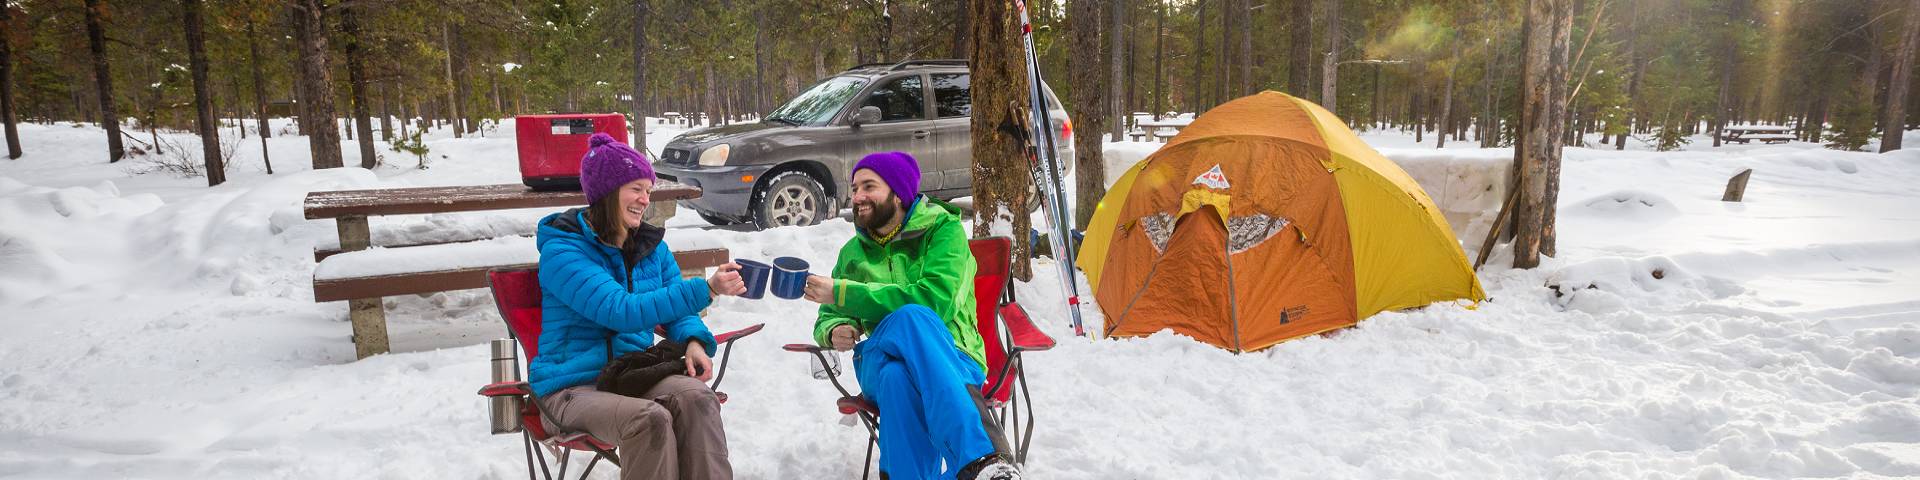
left=1012, top=0, right=1086, bottom=337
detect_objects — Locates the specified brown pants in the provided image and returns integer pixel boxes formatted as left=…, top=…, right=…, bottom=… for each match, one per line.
left=538, top=376, right=733, bottom=480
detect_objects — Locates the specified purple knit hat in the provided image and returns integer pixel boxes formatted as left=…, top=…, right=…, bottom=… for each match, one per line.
left=852, top=151, right=921, bottom=203
left=579, top=132, right=655, bottom=205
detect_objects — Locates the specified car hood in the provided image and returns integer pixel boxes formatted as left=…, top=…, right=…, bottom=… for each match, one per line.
left=671, top=122, right=784, bottom=146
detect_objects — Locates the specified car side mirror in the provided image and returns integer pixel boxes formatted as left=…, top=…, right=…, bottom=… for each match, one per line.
left=852, top=106, right=881, bottom=127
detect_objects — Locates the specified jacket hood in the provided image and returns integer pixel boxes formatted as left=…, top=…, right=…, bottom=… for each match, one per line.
left=538, top=207, right=665, bottom=257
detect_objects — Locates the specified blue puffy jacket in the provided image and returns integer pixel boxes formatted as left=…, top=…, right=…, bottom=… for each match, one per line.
left=528, top=208, right=717, bottom=398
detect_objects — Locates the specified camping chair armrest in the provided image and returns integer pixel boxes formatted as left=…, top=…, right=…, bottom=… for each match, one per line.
left=837, top=395, right=878, bottom=416
left=477, top=381, right=530, bottom=397
left=783, top=344, right=862, bottom=400
left=707, top=323, right=766, bottom=392
left=998, top=302, right=1056, bottom=352
left=715, top=323, right=766, bottom=344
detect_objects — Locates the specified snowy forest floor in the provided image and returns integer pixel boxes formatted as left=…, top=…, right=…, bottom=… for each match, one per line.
left=2, top=118, right=1917, bottom=479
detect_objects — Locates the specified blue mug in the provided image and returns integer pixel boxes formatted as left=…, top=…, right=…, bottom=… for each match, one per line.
left=770, top=256, right=812, bottom=300
left=735, top=259, right=772, bottom=299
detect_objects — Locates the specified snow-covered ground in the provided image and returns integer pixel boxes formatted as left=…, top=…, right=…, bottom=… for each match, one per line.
left=2, top=117, right=1917, bottom=479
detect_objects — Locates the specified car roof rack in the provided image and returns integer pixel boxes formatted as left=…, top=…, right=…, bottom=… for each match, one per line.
left=844, top=59, right=968, bottom=72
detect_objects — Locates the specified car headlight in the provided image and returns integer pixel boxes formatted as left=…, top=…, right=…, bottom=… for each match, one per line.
left=698, top=144, right=730, bottom=166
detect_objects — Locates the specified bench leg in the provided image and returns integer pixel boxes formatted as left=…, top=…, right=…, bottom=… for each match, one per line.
left=335, top=215, right=389, bottom=359
left=645, top=200, right=677, bottom=228
left=349, top=297, right=390, bottom=358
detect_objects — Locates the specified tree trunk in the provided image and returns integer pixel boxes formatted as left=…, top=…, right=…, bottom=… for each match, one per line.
left=84, top=0, right=125, bottom=163
left=754, top=8, right=767, bottom=114
left=1289, top=0, right=1314, bottom=96
left=246, top=20, right=272, bottom=173
left=1190, top=0, right=1208, bottom=113
left=1884, top=0, right=1920, bottom=152
left=1712, top=3, right=1738, bottom=147
left=293, top=0, right=342, bottom=169
left=1151, top=0, right=1164, bottom=119
left=379, top=81, right=392, bottom=141
left=969, top=0, right=1034, bottom=278
left=813, top=46, right=826, bottom=82
left=1481, top=29, right=1501, bottom=148
left=705, top=64, right=719, bottom=127
left=0, top=2, right=19, bottom=159
left=1438, top=39, right=1461, bottom=149
left=342, top=4, right=376, bottom=169
left=1513, top=0, right=1573, bottom=269
left=1320, top=0, right=1341, bottom=112
left=1216, top=0, right=1229, bottom=106
left=440, top=22, right=462, bottom=139
left=1070, top=0, right=1108, bottom=229
left=951, top=0, right=971, bottom=59
left=632, top=0, right=650, bottom=151
left=1110, top=0, right=1126, bottom=140
left=452, top=24, right=475, bottom=134
left=182, top=0, right=223, bottom=185
left=1237, top=0, right=1252, bottom=97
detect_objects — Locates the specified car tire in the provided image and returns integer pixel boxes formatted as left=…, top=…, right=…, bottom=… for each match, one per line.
left=751, top=171, right=830, bottom=230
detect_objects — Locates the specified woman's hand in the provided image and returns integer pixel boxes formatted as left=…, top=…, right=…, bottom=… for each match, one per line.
left=684, top=340, right=714, bottom=382
left=707, top=263, right=746, bottom=296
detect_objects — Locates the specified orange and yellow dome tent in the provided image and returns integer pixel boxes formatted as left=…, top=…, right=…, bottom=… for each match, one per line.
left=1077, top=91, right=1484, bottom=353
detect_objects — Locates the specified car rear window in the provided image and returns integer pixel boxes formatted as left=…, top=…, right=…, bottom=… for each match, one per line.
left=933, top=74, right=970, bottom=118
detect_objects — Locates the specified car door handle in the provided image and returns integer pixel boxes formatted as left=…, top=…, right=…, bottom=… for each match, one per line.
left=912, top=130, right=930, bottom=139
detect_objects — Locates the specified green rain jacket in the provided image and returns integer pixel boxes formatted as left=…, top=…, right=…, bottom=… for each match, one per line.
left=813, top=196, right=985, bottom=371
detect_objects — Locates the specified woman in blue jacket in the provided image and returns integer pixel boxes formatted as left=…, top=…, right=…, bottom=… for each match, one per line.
left=530, top=133, right=746, bottom=480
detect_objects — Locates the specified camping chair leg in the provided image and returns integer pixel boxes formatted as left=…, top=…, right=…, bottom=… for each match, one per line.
left=531, top=436, right=556, bottom=480
left=578, top=455, right=602, bottom=480
left=861, top=431, right=876, bottom=480
left=556, top=448, right=571, bottom=480
left=521, top=431, right=546, bottom=480
left=712, top=339, right=739, bottom=390
left=1016, top=366, right=1038, bottom=464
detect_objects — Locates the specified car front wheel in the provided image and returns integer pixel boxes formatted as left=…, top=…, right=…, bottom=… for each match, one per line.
left=752, top=171, right=830, bottom=229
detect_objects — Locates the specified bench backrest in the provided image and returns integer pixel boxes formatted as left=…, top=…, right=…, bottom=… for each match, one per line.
left=969, top=237, right=1018, bottom=404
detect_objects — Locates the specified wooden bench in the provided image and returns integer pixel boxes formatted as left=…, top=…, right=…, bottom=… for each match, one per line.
left=305, top=181, right=723, bottom=359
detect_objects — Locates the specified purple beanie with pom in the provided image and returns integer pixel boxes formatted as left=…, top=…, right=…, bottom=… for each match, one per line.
left=579, top=132, right=655, bottom=205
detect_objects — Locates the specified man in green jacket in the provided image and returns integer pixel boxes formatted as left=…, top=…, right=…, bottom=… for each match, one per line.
left=801, top=151, right=1020, bottom=480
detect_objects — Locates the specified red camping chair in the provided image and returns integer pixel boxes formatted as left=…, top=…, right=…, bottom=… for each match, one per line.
left=783, top=236, right=1058, bottom=479
left=477, top=267, right=765, bottom=480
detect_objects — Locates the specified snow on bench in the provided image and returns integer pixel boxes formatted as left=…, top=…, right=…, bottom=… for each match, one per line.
left=304, top=181, right=709, bottom=358
left=313, top=233, right=730, bottom=302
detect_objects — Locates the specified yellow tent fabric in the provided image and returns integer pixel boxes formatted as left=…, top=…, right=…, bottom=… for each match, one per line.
left=1077, top=91, right=1484, bottom=350
left=1285, top=95, right=1485, bottom=317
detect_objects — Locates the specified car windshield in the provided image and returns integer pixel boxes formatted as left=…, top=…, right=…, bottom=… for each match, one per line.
left=766, top=76, right=869, bottom=126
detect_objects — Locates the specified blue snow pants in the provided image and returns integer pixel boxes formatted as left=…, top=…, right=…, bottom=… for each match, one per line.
left=852, top=304, right=996, bottom=480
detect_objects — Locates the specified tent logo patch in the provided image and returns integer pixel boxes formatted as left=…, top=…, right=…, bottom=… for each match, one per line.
left=1280, top=305, right=1309, bottom=324
left=1193, top=164, right=1231, bottom=189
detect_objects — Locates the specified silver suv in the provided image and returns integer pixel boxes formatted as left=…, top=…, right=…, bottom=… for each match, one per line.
left=654, top=60, right=1074, bottom=229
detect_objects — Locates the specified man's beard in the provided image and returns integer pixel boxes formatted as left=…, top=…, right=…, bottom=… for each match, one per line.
left=855, top=194, right=898, bottom=232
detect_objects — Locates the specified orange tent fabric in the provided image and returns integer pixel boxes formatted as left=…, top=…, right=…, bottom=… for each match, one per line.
left=1080, top=91, right=1484, bottom=352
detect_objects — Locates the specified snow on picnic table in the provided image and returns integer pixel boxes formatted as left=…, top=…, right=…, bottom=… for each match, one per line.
left=1, top=119, right=1918, bottom=479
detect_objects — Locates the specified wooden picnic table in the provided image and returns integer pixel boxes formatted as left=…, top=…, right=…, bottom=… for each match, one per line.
left=1719, top=125, right=1794, bottom=145
left=305, top=181, right=706, bottom=359
left=1137, top=119, right=1192, bottom=142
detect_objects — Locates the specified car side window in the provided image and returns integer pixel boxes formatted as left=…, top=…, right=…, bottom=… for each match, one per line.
left=932, top=74, right=970, bottom=118
left=863, top=75, right=927, bottom=122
